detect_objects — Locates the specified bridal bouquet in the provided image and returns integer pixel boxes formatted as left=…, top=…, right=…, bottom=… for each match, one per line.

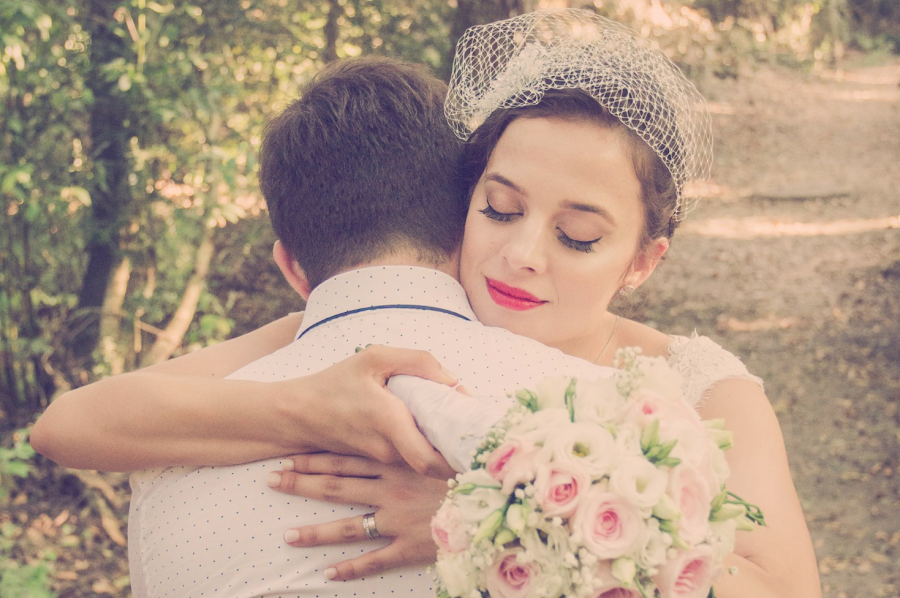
left=430, top=350, right=763, bottom=598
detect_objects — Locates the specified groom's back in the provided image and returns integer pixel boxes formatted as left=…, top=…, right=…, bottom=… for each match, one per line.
left=127, top=267, right=610, bottom=597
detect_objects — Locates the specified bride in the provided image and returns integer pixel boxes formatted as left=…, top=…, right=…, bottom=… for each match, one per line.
left=32, top=10, right=820, bottom=598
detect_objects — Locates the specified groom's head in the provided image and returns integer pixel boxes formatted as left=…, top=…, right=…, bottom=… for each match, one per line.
left=260, top=57, right=467, bottom=296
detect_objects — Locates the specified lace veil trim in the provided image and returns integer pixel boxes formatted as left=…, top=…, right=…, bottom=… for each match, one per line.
left=666, top=333, right=764, bottom=409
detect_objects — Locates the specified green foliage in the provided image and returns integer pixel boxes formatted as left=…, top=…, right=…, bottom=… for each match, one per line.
left=0, top=429, right=36, bottom=501
left=0, top=561, right=56, bottom=598
left=0, top=429, right=55, bottom=597
left=1, top=0, right=896, bottom=421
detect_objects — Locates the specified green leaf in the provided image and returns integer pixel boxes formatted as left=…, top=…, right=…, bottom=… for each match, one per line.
left=23, top=201, right=41, bottom=223
left=60, top=186, right=91, bottom=206
left=3, top=461, right=30, bottom=478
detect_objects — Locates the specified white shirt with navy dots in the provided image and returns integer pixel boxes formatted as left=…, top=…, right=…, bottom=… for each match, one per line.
left=128, top=265, right=615, bottom=597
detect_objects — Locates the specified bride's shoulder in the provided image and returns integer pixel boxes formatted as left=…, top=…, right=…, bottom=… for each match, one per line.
left=663, top=332, right=764, bottom=408
left=616, top=318, right=671, bottom=358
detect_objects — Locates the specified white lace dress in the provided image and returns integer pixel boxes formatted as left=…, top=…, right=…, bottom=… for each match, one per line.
left=666, top=333, right=764, bottom=409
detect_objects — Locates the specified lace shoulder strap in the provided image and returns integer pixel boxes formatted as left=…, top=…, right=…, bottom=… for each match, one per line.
left=666, top=333, right=764, bottom=408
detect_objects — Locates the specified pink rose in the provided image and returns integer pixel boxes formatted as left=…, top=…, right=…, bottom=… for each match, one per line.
left=575, top=487, right=644, bottom=559
left=533, top=460, right=590, bottom=518
left=626, top=390, right=699, bottom=430
left=484, top=441, right=540, bottom=494
left=653, top=545, right=718, bottom=598
left=668, top=465, right=712, bottom=545
left=485, top=548, right=536, bottom=598
left=430, top=504, right=469, bottom=554
left=486, top=440, right=528, bottom=481
left=591, top=560, right=642, bottom=598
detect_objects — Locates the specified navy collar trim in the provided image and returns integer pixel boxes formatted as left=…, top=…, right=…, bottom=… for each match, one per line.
left=296, top=304, right=472, bottom=340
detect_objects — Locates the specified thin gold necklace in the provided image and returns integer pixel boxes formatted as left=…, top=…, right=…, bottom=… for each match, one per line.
left=594, top=314, right=620, bottom=364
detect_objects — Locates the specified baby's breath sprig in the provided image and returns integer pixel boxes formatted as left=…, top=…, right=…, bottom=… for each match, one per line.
left=614, top=347, right=645, bottom=397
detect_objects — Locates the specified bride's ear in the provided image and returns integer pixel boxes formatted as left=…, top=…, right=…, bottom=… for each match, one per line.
left=273, top=240, right=312, bottom=300
left=622, top=237, right=669, bottom=291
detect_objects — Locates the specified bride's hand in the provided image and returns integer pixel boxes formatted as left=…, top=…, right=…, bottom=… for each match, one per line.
left=266, top=453, right=450, bottom=581
left=277, top=344, right=458, bottom=478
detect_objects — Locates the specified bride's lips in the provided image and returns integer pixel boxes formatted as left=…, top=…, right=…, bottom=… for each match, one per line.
left=485, top=278, right=547, bottom=311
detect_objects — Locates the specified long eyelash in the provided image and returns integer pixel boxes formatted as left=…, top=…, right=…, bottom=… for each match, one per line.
left=478, top=203, right=516, bottom=222
left=558, top=232, right=600, bottom=254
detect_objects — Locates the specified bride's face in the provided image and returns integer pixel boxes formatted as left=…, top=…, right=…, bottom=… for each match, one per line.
left=459, top=116, right=658, bottom=359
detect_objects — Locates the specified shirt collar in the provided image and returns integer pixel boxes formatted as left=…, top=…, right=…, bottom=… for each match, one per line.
left=296, top=266, right=478, bottom=339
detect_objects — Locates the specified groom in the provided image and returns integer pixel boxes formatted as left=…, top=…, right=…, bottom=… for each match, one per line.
left=128, top=56, right=610, bottom=597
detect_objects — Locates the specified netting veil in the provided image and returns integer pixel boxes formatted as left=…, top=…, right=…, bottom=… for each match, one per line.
left=445, top=9, right=713, bottom=219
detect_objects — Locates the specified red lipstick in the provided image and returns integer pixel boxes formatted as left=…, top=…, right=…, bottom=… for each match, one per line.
left=485, top=278, right=547, bottom=311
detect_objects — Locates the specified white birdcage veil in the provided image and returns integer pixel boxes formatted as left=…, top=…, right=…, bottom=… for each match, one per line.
left=445, top=9, right=713, bottom=220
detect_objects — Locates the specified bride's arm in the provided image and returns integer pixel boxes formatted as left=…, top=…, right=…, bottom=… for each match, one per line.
left=699, top=378, right=821, bottom=598
left=30, top=313, right=456, bottom=475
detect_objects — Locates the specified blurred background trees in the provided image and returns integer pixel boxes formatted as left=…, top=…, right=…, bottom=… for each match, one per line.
left=1, top=0, right=897, bottom=427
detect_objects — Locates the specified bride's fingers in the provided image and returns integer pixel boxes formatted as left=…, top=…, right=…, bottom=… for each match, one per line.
left=323, top=541, right=434, bottom=582
left=283, top=514, right=386, bottom=548
left=387, top=408, right=456, bottom=480
left=282, top=453, right=385, bottom=478
left=266, top=470, right=383, bottom=505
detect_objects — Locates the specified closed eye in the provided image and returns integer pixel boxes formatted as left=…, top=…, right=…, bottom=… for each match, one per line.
left=557, top=230, right=601, bottom=253
left=478, top=202, right=519, bottom=223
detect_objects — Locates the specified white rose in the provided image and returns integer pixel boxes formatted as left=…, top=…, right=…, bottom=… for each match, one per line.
left=665, top=419, right=710, bottom=470
left=535, top=376, right=572, bottom=411
left=571, top=377, right=623, bottom=424
left=638, top=523, right=669, bottom=570
left=614, top=422, right=644, bottom=458
left=519, top=518, right=572, bottom=560
left=436, top=553, right=479, bottom=598
left=508, top=409, right=571, bottom=447
left=455, top=469, right=507, bottom=523
left=635, top=356, right=685, bottom=399
left=708, top=519, right=738, bottom=561
left=609, top=455, right=668, bottom=510
left=709, top=441, right=731, bottom=485
left=541, top=423, right=616, bottom=475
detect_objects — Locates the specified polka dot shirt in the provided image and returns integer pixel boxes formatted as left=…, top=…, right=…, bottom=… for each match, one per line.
left=128, top=266, right=613, bottom=597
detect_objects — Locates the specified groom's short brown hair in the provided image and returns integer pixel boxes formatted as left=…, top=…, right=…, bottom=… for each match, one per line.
left=260, top=57, right=467, bottom=289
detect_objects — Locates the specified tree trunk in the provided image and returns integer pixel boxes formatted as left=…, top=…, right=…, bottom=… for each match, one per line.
left=140, top=230, right=216, bottom=366
left=72, top=0, right=135, bottom=360
left=323, top=0, right=341, bottom=63
left=99, top=256, right=132, bottom=375
left=443, top=0, right=522, bottom=81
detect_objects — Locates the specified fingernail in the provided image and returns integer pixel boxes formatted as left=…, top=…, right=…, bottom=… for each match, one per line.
left=281, top=458, right=294, bottom=471
left=266, top=472, right=281, bottom=488
left=324, top=567, right=337, bottom=580
left=284, top=529, right=300, bottom=543
left=440, top=366, right=458, bottom=382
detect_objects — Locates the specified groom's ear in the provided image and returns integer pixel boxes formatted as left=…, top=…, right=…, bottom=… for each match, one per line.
left=273, top=241, right=312, bottom=300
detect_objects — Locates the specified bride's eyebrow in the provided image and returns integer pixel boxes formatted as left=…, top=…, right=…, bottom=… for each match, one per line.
left=559, top=200, right=616, bottom=225
left=484, top=173, right=527, bottom=196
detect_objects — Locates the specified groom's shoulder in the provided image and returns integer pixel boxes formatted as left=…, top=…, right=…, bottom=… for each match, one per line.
left=465, top=320, right=605, bottom=379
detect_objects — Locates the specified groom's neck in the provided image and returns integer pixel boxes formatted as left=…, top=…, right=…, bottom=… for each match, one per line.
left=341, top=250, right=461, bottom=282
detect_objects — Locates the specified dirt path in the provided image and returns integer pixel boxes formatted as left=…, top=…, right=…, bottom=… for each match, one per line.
left=637, top=56, right=900, bottom=598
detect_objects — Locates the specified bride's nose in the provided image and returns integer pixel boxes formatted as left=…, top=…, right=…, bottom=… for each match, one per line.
left=500, top=224, right=548, bottom=274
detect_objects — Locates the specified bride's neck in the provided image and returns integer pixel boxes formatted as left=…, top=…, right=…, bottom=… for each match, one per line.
left=551, top=311, right=620, bottom=365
